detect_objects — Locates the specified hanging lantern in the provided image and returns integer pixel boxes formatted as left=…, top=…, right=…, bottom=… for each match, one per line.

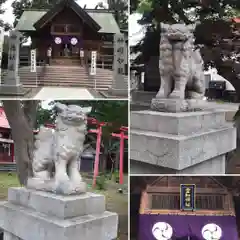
left=71, top=37, right=78, bottom=45
left=54, top=37, right=62, bottom=44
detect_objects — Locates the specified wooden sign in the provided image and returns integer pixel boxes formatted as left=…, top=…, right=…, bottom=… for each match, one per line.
left=90, top=51, right=97, bottom=75
left=30, top=49, right=36, bottom=73
left=180, top=184, right=196, bottom=211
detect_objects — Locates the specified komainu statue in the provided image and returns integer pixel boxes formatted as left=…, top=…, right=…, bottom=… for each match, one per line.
left=151, top=23, right=206, bottom=112
left=27, top=103, right=92, bottom=195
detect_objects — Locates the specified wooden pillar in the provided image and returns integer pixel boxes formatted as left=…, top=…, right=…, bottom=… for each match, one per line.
left=11, top=142, right=14, bottom=162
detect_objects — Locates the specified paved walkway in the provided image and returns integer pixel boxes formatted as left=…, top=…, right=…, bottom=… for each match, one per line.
left=33, top=87, right=94, bottom=100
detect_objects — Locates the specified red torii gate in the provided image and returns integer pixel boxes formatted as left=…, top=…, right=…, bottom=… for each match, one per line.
left=44, top=117, right=128, bottom=187
left=87, top=117, right=128, bottom=187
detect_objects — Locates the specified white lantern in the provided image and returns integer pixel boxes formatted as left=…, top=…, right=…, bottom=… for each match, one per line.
left=54, top=37, right=62, bottom=44
left=152, top=222, right=173, bottom=240
left=202, top=223, right=222, bottom=240
left=71, top=37, right=78, bottom=45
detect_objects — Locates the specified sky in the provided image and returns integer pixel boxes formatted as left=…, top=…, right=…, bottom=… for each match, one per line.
left=129, top=13, right=144, bottom=46
left=1, top=0, right=109, bottom=26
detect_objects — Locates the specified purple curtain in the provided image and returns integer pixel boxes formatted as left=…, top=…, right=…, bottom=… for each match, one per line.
left=53, top=36, right=82, bottom=46
left=139, top=214, right=238, bottom=240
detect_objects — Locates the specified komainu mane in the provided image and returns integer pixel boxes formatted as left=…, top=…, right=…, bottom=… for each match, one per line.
left=156, top=23, right=205, bottom=100
left=27, top=102, right=91, bottom=195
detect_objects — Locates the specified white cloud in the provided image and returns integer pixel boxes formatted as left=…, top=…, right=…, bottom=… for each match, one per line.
left=1, top=0, right=109, bottom=26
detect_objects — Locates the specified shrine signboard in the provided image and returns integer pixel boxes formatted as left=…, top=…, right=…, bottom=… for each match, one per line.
left=180, top=184, right=196, bottom=211
left=30, top=49, right=36, bottom=73
left=113, top=34, right=125, bottom=80
left=90, top=51, right=97, bottom=76
left=7, top=30, right=21, bottom=85
left=0, top=27, right=4, bottom=84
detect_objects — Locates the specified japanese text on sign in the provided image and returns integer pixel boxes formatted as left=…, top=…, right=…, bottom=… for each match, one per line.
left=180, top=184, right=196, bottom=211
left=30, top=49, right=36, bottom=73
left=7, top=30, right=20, bottom=74
left=90, top=51, right=97, bottom=75
left=114, top=34, right=125, bottom=77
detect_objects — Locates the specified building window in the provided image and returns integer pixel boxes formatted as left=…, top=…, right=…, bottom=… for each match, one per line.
left=151, top=194, right=180, bottom=210
left=52, top=24, right=80, bottom=33
left=196, top=195, right=224, bottom=210
left=52, top=24, right=65, bottom=33
left=66, top=25, right=80, bottom=33
left=150, top=194, right=225, bottom=210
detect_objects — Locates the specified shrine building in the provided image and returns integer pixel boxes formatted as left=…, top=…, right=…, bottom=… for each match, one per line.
left=15, top=0, right=121, bottom=67
left=130, top=176, right=240, bottom=240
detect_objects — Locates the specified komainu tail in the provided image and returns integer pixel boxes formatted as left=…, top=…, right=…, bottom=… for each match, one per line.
left=32, top=126, right=55, bottom=175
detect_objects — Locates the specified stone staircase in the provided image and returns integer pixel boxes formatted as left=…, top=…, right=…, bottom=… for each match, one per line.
left=3, top=65, right=115, bottom=90
left=0, top=162, right=16, bottom=172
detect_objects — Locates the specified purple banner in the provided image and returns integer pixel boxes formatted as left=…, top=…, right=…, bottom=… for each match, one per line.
left=53, top=36, right=82, bottom=46
left=139, top=214, right=238, bottom=240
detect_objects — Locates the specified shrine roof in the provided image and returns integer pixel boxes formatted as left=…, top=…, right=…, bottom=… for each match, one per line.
left=15, top=9, right=120, bottom=34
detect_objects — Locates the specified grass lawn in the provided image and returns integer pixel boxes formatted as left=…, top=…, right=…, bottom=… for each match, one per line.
left=0, top=172, right=20, bottom=200
left=0, top=172, right=128, bottom=239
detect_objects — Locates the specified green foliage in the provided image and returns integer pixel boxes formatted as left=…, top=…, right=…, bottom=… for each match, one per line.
left=105, top=0, right=128, bottom=30
left=131, top=0, right=240, bottom=98
left=11, top=0, right=32, bottom=27
left=36, top=100, right=128, bottom=152
left=35, top=104, right=55, bottom=128
left=137, top=0, right=153, bottom=14
left=132, top=0, right=240, bottom=23
left=96, top=174, right=107, bottom=190
left=113, top=170, right=120, bottom=183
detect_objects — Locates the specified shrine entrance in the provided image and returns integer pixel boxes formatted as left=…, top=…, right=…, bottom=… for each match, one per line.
left=51, top=36, right=82, bottom=65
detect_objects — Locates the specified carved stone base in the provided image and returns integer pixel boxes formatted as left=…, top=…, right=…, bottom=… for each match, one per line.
left=0, top=187, right=118, bottom=240
left=130, top=110, right=236, bottom=174
left=27, top=177, right=87, bottom=195
left=0, top=84, right=29, bottom=96
left=108, top=87, right=128, bottom=96
left=151, top=97, right=207, bottom=112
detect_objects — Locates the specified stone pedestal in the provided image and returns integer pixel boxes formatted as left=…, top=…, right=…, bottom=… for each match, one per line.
left=0, top=84, right=28, bottom=96
left=130, top=110, right=236, bottom=174
left=0, top=187, right=118, bottom=240
left=108, top=76, right=128, bottom=96
left=151, top=98, right=206, bottom=112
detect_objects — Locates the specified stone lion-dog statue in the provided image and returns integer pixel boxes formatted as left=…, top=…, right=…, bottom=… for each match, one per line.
left=27, top=102, right=92, bottom=195
left=152, top=23, right=206, bottom=112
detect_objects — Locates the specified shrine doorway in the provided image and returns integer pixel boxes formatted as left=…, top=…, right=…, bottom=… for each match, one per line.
left=51, top=36, right=82, bottom=65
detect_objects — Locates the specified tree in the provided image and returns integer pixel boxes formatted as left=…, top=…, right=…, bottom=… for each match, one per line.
left=11, top=0, right=31, bottom=27
left=11, top=0, right=61, bottom=27
left=2, top=100, right=38, bottom=185
left=130, top=0, right=240, bottom=96
left=2, top=100, right=128, bottom=185
left=96, top=0, right=128, bottom=30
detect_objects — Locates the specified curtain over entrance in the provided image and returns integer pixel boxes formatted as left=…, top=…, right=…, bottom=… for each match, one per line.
left=138, top=214, right=238, bottom=240
left=52, top=36, right=82, bottom=58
